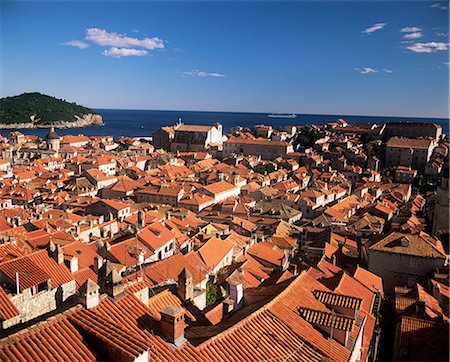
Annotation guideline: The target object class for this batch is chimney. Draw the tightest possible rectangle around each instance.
[229,281,243,311]
[416,297,426,315]
[94,256,103,273]
[177,268,194,301]
[222,297,234,319]
[79,279,100,309]
[70,256,79,273]
[160,306,186,347]
[52,244,64,264]
[233,172,239,186]
[138,209,145,229]
[105,267,124,298]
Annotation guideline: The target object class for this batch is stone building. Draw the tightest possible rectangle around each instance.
[170,123,223,152]
[368,231,447,296]
[383,122,442,142]
[152,125,176,151]
[223,137,294,160]
[385,137,435,172]
[432,162,449,239]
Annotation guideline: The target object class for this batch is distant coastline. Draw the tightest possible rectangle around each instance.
[1,109,448,139]
[0,113,104,129]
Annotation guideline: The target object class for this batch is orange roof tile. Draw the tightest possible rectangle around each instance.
[197,237,234,269]
[0,286,20,320]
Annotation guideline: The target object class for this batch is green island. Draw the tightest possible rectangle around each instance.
[0,92,102,128]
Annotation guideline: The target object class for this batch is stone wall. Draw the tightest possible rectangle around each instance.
[10,280,76,324]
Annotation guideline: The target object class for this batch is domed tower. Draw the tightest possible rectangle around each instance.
[45,127,60,152]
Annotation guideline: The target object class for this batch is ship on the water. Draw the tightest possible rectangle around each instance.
[268,113,297,119]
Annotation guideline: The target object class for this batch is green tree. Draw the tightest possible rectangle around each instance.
[206,281,218,307]
[254,163,275,175]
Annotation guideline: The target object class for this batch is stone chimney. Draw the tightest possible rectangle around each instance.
[105,267,124,298]
[160,306,185,347]
[229,281,243,311]
[79,279,100,309]
[233,172,239,186]
[72,256,79,272]
[177,268,194,302]
[138,209,145,229]
[222,297,234,319]
[51,244,64,264]
[93,256,103,273]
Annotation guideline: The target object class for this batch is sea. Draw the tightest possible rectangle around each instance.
[1,109,449,139]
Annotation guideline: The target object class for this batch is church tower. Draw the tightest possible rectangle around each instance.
[45,127,60,152]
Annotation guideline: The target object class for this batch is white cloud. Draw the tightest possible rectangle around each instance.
[181,70,225,78]
[355,67,378,74]
[407,42,449,53]
[436,32,448,37]
[102,47,148,58]
[444,62,450,67]
[86,28,164,50]
[361,23,386,35]
[431,3,448,10]
[400,26,423,33]
[62,40,90,49]
[355,67,393,74]
[403,32,423,39]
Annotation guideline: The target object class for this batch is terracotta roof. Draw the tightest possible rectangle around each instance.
[62,241,100,270]
[312,290,362,310]
[398,316,438,349]
[176,124,214,132]
[225,137,290,147]
[72,267,98,290]
[369,231,446,259]
[69,308,150,360]
[0,286,20,320]
[197,237,234,269]
[108,237,153,266]
[298,307,354,331]
[0,243,28,262]
[198,271,351,361]
[353,266,384,297]
[144,253,207,286]
[146,289,209,327]
[203,181,237,195]
[247,242,285,267]
[28,250,74,287]
[138,221,175,251]
[0,255,50,291]
[0,316,96,361]
[100,199,130,211]
[386,137,432,149]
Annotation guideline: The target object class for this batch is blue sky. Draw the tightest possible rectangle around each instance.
[1,1,449,118]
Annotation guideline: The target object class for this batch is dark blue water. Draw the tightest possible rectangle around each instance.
[1,109,448,139]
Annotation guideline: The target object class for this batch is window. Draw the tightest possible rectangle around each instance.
[410,259,419,268]
[407,276,416,287]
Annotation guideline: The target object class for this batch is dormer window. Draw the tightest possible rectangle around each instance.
[401,237,409,247]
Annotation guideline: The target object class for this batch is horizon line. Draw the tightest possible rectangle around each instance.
[91,107,450,121]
